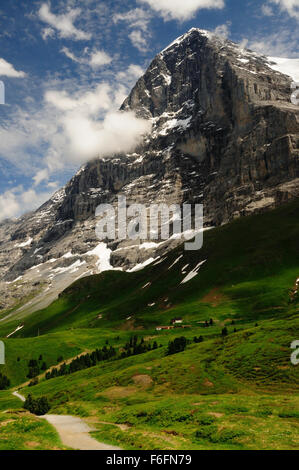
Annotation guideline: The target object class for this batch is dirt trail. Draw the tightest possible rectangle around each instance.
[12,391,26,402]
[12,392,121,450]
[41,415,121,450]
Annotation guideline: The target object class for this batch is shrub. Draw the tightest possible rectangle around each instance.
[28,378,39,387]
[278,411,299,419]
[166,337,187,355]
[195,425,218,440]
[0,373,10,390]
[196,425,244,443]
[210,428,244,443]
[27,366,40,379]
[24,394,50,416]
[197,415,215,426]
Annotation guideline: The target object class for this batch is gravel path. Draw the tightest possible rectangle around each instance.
[41,415,121,450]
[12,391,26,402]
[12,391,121,450]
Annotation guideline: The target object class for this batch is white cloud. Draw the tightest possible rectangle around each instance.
[0,76,151,196]
[261,4,274,15]
[61,46,81,63]
[61,47,112,69]
[41,27,55,40]
[113,8,151,52]
[89,50,112,69]
[0,186,54,222]
[213,22,231,39]
[60,110,151,162]
[0,58,26,78]
[38,3,91,40]
[137,0,225,21]
[268,0,299,19]
[113,8,151,32]
[0,76,151,220]
[129,30,148,52]
[117,64,145,83]
[33,168,49,186]
[245,28,299,57]
[44,85,151,162]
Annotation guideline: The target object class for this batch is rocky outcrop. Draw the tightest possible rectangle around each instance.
[0,28,298,312]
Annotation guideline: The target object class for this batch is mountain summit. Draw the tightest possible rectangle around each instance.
[0,28,298,313]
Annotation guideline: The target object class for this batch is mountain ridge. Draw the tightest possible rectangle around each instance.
[0,28,298,314]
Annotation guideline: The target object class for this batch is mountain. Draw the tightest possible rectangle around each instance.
[0,28,298,315]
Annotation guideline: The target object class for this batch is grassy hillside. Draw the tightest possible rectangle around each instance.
[1,199,298,339]
[0,200,298,450]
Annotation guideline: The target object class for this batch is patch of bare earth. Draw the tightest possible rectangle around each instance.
[208,412,224,418]
[99,386,137,398]
[203,378,214,388]
[85,416,130,431]
[0,419,14,427]
[25,441,39,448]
[201,288,227,306]
[132,374,153,387]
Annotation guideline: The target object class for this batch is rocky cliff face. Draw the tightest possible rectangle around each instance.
[0,28,298,315]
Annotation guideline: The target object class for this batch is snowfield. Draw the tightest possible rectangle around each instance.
[267,57,299,82]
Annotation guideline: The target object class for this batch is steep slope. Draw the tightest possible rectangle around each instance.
[0,28,298,314]
[1,198,298,341]
[0,200,298,450]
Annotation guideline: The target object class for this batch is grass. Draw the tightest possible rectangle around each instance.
[0,410,67,450]
[0,199,298,450]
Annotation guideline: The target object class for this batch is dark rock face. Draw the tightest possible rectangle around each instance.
[0,28,298,311]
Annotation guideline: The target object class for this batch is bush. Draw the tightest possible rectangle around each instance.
[166,337,187,355]
[195,425,218,440]
[27,366,40,379]
[278,411,299,418]
[28,378,39,387]
[23,394,50,416]
[196,425,244,443]
[221,327,228,337]
[194,336,204,344]
[0,373,10,390]
[197,415,215,426]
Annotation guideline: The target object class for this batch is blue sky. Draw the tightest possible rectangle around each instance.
[0,0,298,221]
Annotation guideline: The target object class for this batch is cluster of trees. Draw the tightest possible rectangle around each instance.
[28,377,38,387]
[27,357,47,379]
[45,337,160,382]
[203,319,214,328]
[193,336,204,343]
[121,336,159,359]
[23,394,50,416]
[166,335,208,356]
[166,337,188,355]
[45,345,116,380]
[0,372,10,390]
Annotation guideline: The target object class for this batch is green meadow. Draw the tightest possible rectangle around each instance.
[0,200,298,450]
